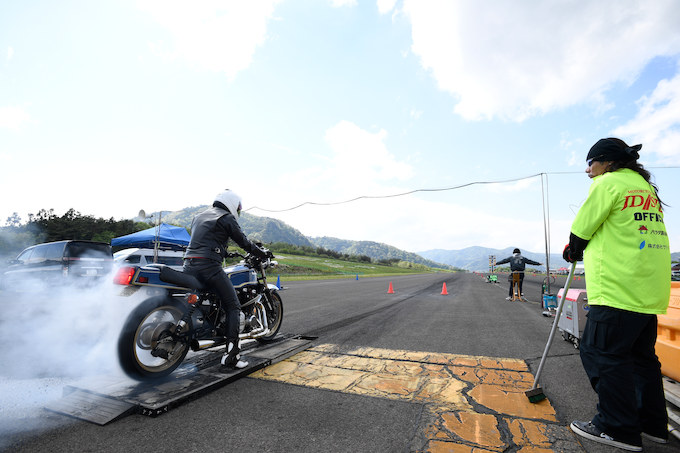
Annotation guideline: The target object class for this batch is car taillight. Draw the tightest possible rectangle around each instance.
[114,266,137,286]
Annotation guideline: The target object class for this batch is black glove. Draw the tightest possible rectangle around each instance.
[254,247,268,260]
[563,244,583,262]
[564,233,588,262]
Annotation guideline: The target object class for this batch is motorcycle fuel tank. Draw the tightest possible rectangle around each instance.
[224,264,257,288]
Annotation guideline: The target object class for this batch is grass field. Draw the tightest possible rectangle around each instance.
[268,254,453,281]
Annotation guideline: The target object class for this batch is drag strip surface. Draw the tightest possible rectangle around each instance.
[4,272,674,452]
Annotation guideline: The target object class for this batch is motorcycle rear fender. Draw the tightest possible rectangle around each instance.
[132,264,196,291]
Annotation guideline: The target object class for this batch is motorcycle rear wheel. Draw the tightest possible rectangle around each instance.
[118,296,191,380]
[256,291,283,343]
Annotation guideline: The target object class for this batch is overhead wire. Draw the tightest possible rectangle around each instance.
[246,172,546,213]
[245,166,680,214]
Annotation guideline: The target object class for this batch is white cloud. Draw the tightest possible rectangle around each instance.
[250,121,414,236]
[613,69,680,164]
[377,0,397,15]
[324,120,413,185]
[0,106,30,130]
[136,0,281,78]
[401,0,680,122]
[6,46,13,61]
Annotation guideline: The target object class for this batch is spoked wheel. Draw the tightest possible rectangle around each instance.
[256,291,283,343]
[118,296,191,380]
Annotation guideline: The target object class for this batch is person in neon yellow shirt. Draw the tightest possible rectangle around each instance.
[563,138,671,451]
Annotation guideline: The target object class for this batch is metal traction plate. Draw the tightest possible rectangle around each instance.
[44,389,136,425]
[43,334,314,425]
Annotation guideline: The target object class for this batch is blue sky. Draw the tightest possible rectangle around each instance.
[1,0,679,257]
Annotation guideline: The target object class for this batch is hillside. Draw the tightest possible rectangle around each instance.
[310,236,456,271]
[159,206,453,269]
[418,246,569,272]
[160,206,313,247]
[155,206,679,272]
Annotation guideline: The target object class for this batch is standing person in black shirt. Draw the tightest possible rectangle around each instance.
[495,248,541,300]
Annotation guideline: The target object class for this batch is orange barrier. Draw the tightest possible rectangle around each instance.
[657,281,680,381]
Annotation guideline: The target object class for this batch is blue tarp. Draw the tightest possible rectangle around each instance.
[111,223,190,250]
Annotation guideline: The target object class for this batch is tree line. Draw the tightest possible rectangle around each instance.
[0,210,377,266]
[1,209,150,258]
[259,242,373,263]
[1,209,452,270]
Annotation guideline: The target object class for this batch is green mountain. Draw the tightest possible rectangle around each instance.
[311,236,454,270]
[157,206,451,269]
[159,206,313,247]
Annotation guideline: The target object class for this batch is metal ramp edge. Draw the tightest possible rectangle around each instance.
[44,334,315,425]
[44,388,137,426]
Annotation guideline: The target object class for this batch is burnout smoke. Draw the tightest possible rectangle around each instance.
[0,270,139,446]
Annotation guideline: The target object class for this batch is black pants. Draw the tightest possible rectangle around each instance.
[579,305,668,444]
[507,272,524,296]
[183,259,240,341]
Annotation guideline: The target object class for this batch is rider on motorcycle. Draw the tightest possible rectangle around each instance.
[183,189,268,370]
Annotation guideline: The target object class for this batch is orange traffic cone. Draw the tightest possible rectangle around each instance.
[441,282,448,295]
[387,282,394,294]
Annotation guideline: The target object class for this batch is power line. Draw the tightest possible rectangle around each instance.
[245,166,680,214]
[247,172,544,213]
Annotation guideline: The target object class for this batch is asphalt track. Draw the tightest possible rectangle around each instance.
[2,272,678,452]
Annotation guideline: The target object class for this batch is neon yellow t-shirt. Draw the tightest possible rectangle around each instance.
[570,168,670,314]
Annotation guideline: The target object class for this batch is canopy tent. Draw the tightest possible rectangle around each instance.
[111,223,190,250]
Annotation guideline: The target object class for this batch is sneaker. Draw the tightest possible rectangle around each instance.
[505,296,512,300]
[641,431,669,444]
[570,421,642,452]
[220,342,249,370]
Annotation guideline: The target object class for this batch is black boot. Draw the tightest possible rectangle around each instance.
[220,340,248,371]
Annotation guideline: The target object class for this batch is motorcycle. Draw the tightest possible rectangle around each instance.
[117,250,283,380]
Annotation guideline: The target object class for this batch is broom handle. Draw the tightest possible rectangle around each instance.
[531,261,578,389]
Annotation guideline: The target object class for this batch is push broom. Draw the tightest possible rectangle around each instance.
[526,261,577,403]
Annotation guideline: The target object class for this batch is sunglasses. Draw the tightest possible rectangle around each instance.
[587,157,600,166]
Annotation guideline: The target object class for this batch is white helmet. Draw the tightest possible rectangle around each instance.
[214,189,242,218]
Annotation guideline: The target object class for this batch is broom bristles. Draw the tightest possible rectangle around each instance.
[525,386,546,403]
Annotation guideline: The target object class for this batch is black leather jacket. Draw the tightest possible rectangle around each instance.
[184,203,265,263]
[496,254,541,272]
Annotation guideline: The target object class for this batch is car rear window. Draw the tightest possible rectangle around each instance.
[65,242,112,259]
[157,256,184,266]
[121,255,142,264]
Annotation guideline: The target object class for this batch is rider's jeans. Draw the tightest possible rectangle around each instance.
[183,259,240,341]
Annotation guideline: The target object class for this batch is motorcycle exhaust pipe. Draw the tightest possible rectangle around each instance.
[191,339,217,351]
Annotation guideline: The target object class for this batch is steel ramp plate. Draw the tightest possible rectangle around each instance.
[44,334,314,424]
[44,389,136,425]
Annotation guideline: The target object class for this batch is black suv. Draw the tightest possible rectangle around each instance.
[2,240,113,289]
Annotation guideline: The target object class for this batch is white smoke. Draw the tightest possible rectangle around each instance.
[0,273,140,446]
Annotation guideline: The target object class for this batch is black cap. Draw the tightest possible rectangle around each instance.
[513,248,520,254]
[587,138,641,163]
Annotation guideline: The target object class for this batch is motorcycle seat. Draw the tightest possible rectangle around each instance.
[152,264,204,290]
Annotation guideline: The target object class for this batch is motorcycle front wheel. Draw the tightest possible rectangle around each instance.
[118,295,191,380]
[257,291,283,343]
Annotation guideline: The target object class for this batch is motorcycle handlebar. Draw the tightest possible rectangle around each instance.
[226,249,276,267]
